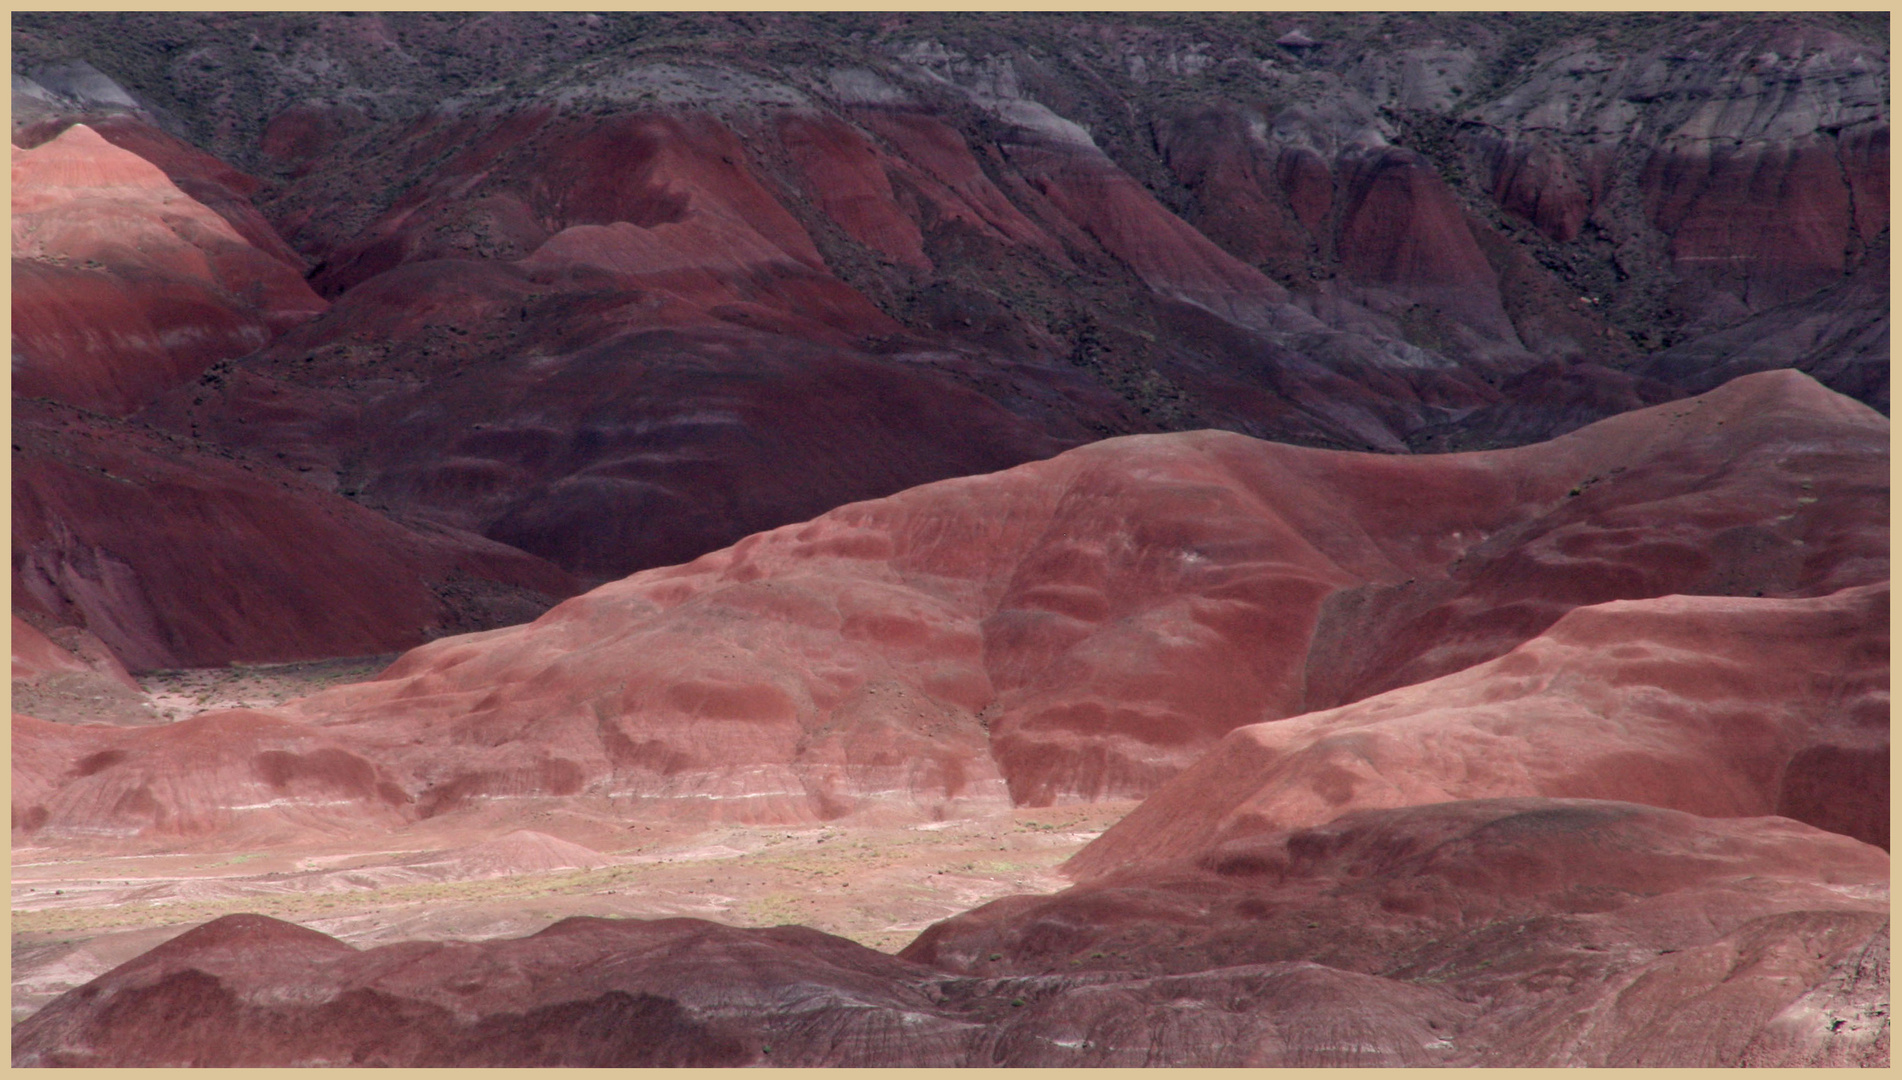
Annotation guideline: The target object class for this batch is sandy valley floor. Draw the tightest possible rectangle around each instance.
[14,665,1138,1022]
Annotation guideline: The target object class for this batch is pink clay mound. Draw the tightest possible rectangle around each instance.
[11,124,325,415]
[12,371,1885,848]
[1068,582,1889,880]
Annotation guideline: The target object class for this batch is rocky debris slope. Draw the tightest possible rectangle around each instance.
[14,799,1888,1067]
[12,372,1885,846]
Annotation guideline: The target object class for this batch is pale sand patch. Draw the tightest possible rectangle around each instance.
[136,654,402,722]
[11,800,1138,1023]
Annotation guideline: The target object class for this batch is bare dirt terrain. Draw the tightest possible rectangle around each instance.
[135,655,402,722]
[15,660,1135,1021]
[12,794,1136,1023]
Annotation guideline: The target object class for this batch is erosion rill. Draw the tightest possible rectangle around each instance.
[12,12,1889,1068]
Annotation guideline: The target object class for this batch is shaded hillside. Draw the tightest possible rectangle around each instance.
[12,12,1888,589]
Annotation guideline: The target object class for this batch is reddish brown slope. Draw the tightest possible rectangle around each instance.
[10,616,132,688]
[303,111,834,294]
[268,370,1876,823]
[148,305,1078,580]
[10,616,154,726]
[1637,243,1890,412]
[1334,146,1519,340]
[1459,20,1888,400]
[139,105,1093,579]
[135,88,1541,583]
[289,366,1879,798]
[11,124,325,415]
[946,98,1508,449]
[11,710,411,846]
[901,799,1890,1067]
[11,398,578,671]
[1631,26,1888,320]
[14,372,1880,843]
[15,14,1887,462]
[14,800,1887,1067]
[779,112,932,272]
[9,913,977,1068]
[1069,582,1889,880]
[1298,367,1887,707]
[16,112,313,271]
[102,35,1872,586]
[853,109,1073,265]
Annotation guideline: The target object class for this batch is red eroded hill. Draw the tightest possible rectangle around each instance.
[15,112,312,272]
[12,372,1883,845]
[899,798,1890,1067]
[14,799,1888,1067]
[8,14,1874,588]
[1068,582,1890,881]
[11,398,578,671]
[11,123,325,416]
[10,617,130,687]
[10,616,153,726]
[8,913,968,1067]
[11,710,411,846]
[279,370,1882,810]
[34,370,1867,845]
[135,104,1101,579]
[10,15,1886,597]
[156,311,1079,579]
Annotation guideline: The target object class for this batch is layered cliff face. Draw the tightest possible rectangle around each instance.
[12,12,1888,588]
